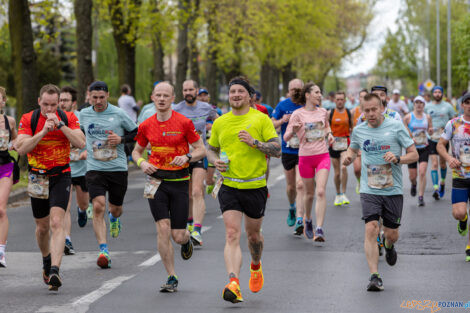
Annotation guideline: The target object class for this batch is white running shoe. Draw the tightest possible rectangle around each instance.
[0,252,6,268]
[334,195,342,206]
[342,194,350,205]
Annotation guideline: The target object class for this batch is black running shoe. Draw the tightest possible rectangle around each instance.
[418,196,425,207]
[410,184,417,197]
[42,258,51,285]
[77,206,87,228]
[160,275,178,293]
[432,189,440,200]
[48,273,62,291]
[383,235,397,266]
[367,273,384,291]
[64,239,75,255]
[181,239,193,260]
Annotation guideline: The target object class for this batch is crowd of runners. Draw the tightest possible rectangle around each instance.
[0,76,469,299]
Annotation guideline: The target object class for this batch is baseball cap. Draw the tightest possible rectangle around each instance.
[198,88,208,95]
[414,95,426,103]
[393,89,400,95]
[371,86,388,94]
[462,93,470,103]
[89,81,108,92]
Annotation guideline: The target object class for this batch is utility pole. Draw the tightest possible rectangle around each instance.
[436,0,440,86]
[447,0,452,99]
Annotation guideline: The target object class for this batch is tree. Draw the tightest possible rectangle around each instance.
[175,0,191,102]
[74,0,94,106]
[9,0,38,115]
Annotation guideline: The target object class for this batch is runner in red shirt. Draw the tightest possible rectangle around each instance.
[15,84,85,291]
[132,81,205,293]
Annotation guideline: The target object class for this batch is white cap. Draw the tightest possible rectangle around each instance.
[414,96,426,103]
[392,89,400,95]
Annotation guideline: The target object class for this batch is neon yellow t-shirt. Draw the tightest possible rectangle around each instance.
[209,108,278,189]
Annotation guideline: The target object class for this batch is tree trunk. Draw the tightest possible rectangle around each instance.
[189,0,200,82]
[175,0,190,103]
[281,62,295,97]
[205,0,218,103]
[272,67,280,105]
[151,0,165,82]
[74,0,94,107]
[114,42,136,92]
[9,0,38,116]
[260,62,270,105]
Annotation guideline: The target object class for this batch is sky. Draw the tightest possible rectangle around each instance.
[340,0,401,77]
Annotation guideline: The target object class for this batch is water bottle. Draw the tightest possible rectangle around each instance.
[220,151,229,170]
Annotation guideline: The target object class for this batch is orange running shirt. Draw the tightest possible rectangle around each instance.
[18,110,80,171]
[330,109,351,137]
[352,107,362,126]
[135,111,200,171]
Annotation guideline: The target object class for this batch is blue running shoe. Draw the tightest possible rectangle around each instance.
[314,227,325,242]
[294,219,304,236]
[287,208,296,227]
[439,183,445,198]
[305,220,314,239]
[77,206,87,228]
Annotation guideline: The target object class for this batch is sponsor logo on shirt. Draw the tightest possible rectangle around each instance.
[162,131,182,136]
[363,139,390,153]
[87,124,108,136]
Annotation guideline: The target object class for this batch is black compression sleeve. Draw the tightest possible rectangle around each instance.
[121,128,138,144]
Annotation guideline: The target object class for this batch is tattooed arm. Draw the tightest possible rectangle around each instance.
[238,130,281,158]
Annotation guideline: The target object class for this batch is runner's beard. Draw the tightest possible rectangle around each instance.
[434,95,443,102]
[185,95,196,104]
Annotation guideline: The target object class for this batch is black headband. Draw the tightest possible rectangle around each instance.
[229,79,254,97]
[371,86,388,94]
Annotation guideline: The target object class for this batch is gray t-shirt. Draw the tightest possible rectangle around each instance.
[173,100,217,144]
[118,94,138,122]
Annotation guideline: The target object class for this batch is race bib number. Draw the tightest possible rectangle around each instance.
[211,177,224,199]
[92,140,118,161]
[460,146,470,167]
[287,134,300,148]
[305,122,324,142]
[143,175,162,199]
[28,173,49,199]
[430,128,444,141]
[70,146,81,162]
[412,130,428,146]
[0,129,9,151]
[367,164,393,189]
[332,137,348,151]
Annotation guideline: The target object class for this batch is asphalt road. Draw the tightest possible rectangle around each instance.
[1,158,469,313]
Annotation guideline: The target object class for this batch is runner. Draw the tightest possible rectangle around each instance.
[272,78,306,235]
[352,89,368,194]
[173,79,218,246]
[356,86,402,125]
[206,76,280,303]
[424,85,456,200]
[322,91,336,111]
[329,91,353,206]
[343,93,418,291]
[388,89,409,117]
[284,82,334,241]
[0,86,18,268]
[59,86,92,255]
[132,81,205,292]
[79,81,138,269]
[16,84,85,290]
[403,96,433,206]
[437,93,470,262]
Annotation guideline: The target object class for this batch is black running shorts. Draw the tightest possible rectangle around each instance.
[218,184,268,219]
[86,171,128,206]
[407,146,430,169]
[71,175,88,192]
[281,153,298,171]
[360,193,403,229]
[428,140,449,155]
[31,172,71,219]
[148,180,189,229]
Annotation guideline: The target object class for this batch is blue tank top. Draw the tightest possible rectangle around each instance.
[408,112,428,149]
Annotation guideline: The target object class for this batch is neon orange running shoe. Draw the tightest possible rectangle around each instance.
[223,280,243,303]
[249,263,264,293]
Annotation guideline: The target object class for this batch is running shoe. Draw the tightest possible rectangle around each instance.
[334,195,342,206]
[48,273,62,291]
[458,220,468,237]
[97,251,111,269]
[294,220,304,236]
[181,239,193,260]
[418,196,425,207]
[223,280,243,303]
[355,183,360,194]
[160,275,178,293]
[187,224,194,233]
[64,239,75,255]
[432,189,440,200]
[342,194,350,205]
[86,203,93,219]
[191,230,203,246]
[77,206,87,228]
[383,235,397,266]
[43,257,51,285]
[109,213,121,238]
[314,227,325,242]
[410,185,417,197]
[439,183,445,198]
[249,263,264,293]
[305,220,314,239]
[377,235,383,256]
[367,273,384,291]
[0,252,6,268]
[206,184,214,195]
[287,208,296,227]
[466,249,470,262]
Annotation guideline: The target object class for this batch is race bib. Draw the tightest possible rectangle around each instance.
[287,134,300,148]
[0,129,9,151]
[430,128,444,141]
[143,175,162,199]
[305,122,324,142]
[70,146,81,162]
[367,164,393,189]
[92,140,118,161]
[412,130,428,146]
[211,177,224,199]
[460,146,470,167]
[28,173,49,199]
[332,137,348,151]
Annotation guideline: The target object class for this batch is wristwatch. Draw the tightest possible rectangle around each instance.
[186,153,192,162]
[57,121,65,129]
[252,139,259,148]
[395,156,401,164]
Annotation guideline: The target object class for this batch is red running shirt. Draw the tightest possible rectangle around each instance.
[135,111,200,171]
[255,104,269,115]
[18,110,80,171]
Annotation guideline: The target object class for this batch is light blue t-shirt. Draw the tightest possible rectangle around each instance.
[173,100,217,145]
[350,118,414,195]
[80,104,137,172]
[70,111,87,177]
[424,101,456,140]
[137,102,154,124]
[322,100,336,110]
